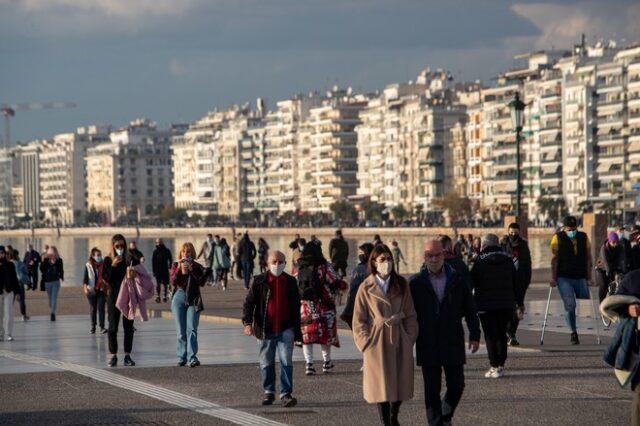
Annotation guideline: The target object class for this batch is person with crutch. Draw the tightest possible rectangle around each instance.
[549,216,593,345]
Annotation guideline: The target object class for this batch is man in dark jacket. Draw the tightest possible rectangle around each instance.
[0,245,21,341]
[500,223,532,346]
[340,242,374,329]
[471,233,523,379]
[242,250,301,408]
[152,239,172,303]
[596,232,629,303]
[410,240,480,426]
[128,240,145,264]
[328,229,349,278]
[238,232,257,290]
[23,244,41,291]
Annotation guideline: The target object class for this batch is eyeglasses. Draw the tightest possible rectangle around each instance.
[424,252,443,259]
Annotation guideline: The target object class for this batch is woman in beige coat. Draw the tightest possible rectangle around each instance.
[353,244,419,426]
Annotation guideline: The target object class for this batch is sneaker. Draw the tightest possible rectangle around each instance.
[124,355,136,366]
[7,336,14,342]
[162,296,168,303]
[305,363,316,376]
[177,360,187,367]
[495,366,505,378]
[50,313,56,322]
[90,326,96,334]
[262,393,275,406]
[322,361,334,373]
[223,285,227,291]
[108,355,118,367]
[155,296,161,303]
[508,336,520,346]
[281,394,297,408]
[484,367,498,378]
[22,315,29,321]
[189,360,200,368]
[570,332,580,345]
[100,327,108,334]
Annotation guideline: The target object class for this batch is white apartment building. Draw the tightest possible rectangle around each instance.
[298,88,368,213]
[86,119,182,223]
[39,126,111,225]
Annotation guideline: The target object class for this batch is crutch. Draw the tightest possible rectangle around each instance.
[589,287,602,345]
[540,286,553,345]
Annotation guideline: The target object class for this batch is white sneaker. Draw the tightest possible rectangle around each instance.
[484,367,497,378]
[7,336,14,342]
[495,366,505,378]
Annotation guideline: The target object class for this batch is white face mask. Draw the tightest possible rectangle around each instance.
[270,263,286,277]
[115,248,124,256]
[377,261,392,277]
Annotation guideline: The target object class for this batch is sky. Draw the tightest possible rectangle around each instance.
[1,0,639,144]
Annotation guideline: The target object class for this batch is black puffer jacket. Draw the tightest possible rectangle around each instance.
[471,246,523,310]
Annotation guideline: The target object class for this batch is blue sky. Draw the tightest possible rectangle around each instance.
[1,0,639,143]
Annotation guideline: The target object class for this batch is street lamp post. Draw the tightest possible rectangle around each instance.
[509,92,526,217]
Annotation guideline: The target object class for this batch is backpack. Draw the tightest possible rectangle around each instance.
[15,261,30,286]
[297,266,323,301]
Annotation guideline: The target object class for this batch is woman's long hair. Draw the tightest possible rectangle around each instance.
[108,234,132,265]
[367,244,405,295]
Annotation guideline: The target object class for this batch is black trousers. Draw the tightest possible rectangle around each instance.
[156,273,169,297]
[479,309,511,367]
[507,287,529,337]
[28,267,38,289]
[421,365,465,426]
[107,295,134,354]
[87,290,105,328]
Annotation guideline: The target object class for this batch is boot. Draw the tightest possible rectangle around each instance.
[390,401,401,426]
[377,402,391,426]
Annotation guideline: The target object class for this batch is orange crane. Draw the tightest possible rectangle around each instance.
[1,102,76,147]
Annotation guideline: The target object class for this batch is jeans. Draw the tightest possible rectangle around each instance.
[258,328,295,397]
[0,290,15,339]
[107,293,134,354]
[479,309,512,367]
[557,277,589,332]
[242,260,253,289]
[171,288,201,363]
[87,290,106,328]
[45,280,60,314]
[17,283,26,316]
[422,365,465,425]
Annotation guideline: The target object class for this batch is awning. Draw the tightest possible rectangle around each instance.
[629,140,640,153]
[596,163,611,173]
[541,164,560,174]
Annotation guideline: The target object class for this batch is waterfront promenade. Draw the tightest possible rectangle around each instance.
[0,272,630,426]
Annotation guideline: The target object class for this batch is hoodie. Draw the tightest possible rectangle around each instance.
[470,246,523,311]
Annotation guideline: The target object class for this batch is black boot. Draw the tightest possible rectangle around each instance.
[377,402,391,426]
[390,401,401,426]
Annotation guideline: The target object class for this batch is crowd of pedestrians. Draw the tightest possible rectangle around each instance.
[3,221,640,424]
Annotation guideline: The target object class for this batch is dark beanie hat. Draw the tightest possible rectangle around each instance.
[563,216,577,228]
[0,245,5,253]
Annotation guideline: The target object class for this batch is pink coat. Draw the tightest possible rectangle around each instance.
[116,264,155,321]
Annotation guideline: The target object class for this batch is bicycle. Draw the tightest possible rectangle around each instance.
[602,272,623,327]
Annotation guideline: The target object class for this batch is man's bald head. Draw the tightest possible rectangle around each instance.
[423,239,445,273]
[268,250,286,264]
[424,239,443,252]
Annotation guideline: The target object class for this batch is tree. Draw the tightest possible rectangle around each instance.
[432,194,472,222]
[360,200,385,221]
[391,204,409,222]
[329,200,357,223]
[537,197,568,222]
[160,207,188,222]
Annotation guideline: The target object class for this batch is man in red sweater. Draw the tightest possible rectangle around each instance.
[242,250,302,408]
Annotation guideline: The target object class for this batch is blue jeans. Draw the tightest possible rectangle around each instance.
[557,277,589,332]
[17,283,26,316]
[45,280,60,314]
[258,328,295,397]
[242,260,253,289]
[171,288,201,363]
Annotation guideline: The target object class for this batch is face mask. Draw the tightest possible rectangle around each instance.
[270,263,286,277]
[358,254,368,264]
[298,245,305,251]
[376,261,392,277]
[94,255,103,263]
[115,248,124,256]
[509,235,519,242]
[566,230,577,239]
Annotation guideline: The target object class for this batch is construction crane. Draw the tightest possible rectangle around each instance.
[1,102,76,148]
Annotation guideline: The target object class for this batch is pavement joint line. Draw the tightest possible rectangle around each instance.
[0,349,286,426]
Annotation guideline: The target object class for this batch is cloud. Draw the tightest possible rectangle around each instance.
[511,1,640,49]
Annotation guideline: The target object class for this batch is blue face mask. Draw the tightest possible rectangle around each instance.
[566,230,577,239]
[94,255,103,263]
